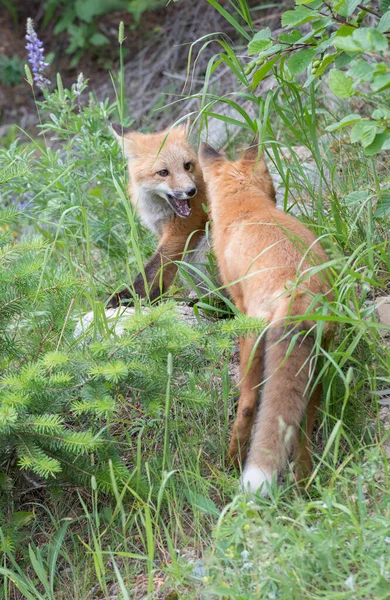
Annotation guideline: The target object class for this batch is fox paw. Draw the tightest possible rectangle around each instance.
[106,291,134,309]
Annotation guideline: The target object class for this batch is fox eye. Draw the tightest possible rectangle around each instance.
[184,162,192,171]
[157,169,169,177]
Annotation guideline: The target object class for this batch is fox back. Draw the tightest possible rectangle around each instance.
[199,142,333,496]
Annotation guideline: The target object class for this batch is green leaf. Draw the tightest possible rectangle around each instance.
[314,52,338,77]
[375,193,390,218]
[334,35,360,53]
[352,28,388,52]
[372,108,390,119]
[251,27,271,40]
[378,10,390,32]
[350,121,377,147]
[342,191,370,205]
[380,0,390,13]
[325,114,362,131]
[328,69,354,98]
[89,32,109,47]
[10,511,35,529]
[281,6,319,28]
[347,0,361,16]
[185,489,220,516]
[287,48,317,75]
[278,30,302,44]
[349,59,374,81]
[252,55,279,89]
[248,39,272,55]
[364,132,390,155]
[205,0,251,41]
[371,72,390,92]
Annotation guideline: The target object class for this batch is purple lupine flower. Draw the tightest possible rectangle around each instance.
[25,18,50,90]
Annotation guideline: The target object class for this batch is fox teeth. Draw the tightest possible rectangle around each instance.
[167,194,192,218]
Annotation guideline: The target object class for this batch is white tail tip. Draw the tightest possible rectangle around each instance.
[241,465,273,497]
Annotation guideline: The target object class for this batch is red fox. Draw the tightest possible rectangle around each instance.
[199,142,333,496]
[111,124,208,304]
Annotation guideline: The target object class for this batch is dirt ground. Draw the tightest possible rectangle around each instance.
[0,1,282,135]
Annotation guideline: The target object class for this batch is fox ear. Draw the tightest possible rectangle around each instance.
[111,123,132,137]
[198,142,223,168]
[242,135,260,162]
[111,123,138,159]
[165,120,190,137]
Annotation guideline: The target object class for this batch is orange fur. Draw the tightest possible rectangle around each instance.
[199,142,333,495]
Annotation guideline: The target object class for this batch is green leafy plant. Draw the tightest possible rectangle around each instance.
[241,0,390,155]
[0,54,24,86]
[41,0,165,64]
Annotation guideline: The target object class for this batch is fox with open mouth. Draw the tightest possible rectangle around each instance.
[111,123,208,304]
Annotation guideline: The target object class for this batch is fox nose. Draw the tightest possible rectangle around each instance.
[186,187,197,198]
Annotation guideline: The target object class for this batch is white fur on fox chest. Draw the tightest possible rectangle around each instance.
[131,187,173,236]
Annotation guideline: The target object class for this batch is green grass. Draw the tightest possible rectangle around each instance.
[1,1,390,598]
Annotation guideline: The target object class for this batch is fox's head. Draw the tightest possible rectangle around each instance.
[198,141,276,203]
[112,123,199,218]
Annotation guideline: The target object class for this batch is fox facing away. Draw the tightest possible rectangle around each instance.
[111,124,208,304]
[199,142,334,496]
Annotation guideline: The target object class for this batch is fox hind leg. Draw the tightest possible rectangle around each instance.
[228,336,264,467]
[242,326,313,496]
[293,382,321,483]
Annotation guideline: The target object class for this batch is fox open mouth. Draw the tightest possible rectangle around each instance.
[166,194,192,218]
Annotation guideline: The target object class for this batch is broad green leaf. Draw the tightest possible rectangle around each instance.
[372,108,390,119]
[287,48,317,75]
[251,27,271,40]
[353,28,388,52]
[334,35,360,52]
[328,69,354,98]
[349,59,374,81]
[337,24,356,36]
[312,17,332,31]
[281,6,319,28]
[278,30,302,44]
[375,193,390,218]
[371,72,390,92]
[377,10,390,32]
[380,0,390,13]
[342,191,370,205]
[350,121,377,147]
[89,32,109,47]
[248,39,272,55]
[10,511,35,528]
[336,0,349,18]
[347,0,361,16]
[185,489,220,516]
[325,114,362,131]
[335,52,354,67]
[364,132,390,155]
